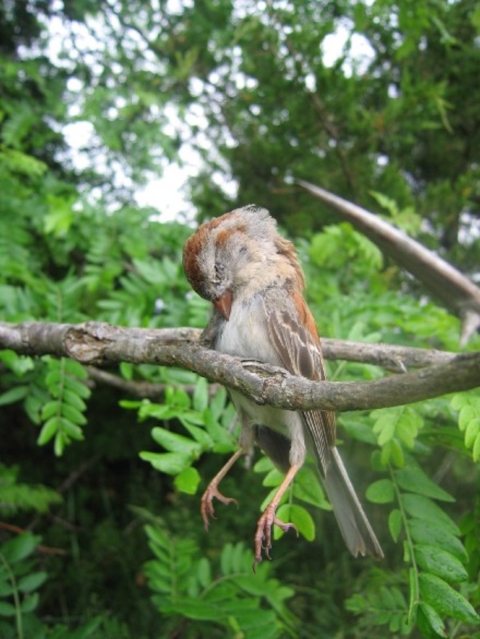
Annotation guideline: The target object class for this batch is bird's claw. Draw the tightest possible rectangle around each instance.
[201,484,238,530]
[253,505,298,571]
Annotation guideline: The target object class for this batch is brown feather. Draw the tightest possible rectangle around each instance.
[274,236,305,290]
[264,288,336,468]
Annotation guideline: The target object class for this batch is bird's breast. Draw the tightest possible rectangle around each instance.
[215,296,282,365]
[213,295,306,465]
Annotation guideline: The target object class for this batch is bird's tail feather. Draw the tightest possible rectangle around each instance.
[322,448,383,558]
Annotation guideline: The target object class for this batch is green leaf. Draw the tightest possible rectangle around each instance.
[464,418,480,448]
[209,387,227,420]
[262,468,284,487]
[402,494,460,535]
[0,601,16,616]
[20,591,39,613]
[165,386,190,410]
[17,571,48,593]
[220,542,234,575]
[388,509,403,542]
[377,421,396,445]
[179,411,209,427]
[0,352,34,375]
[408,567,418,625]
[409,519,467,562]
[140,451,189,474]
[63,358,88,379]
[151,427,202,457]
[62,377,91,399]
[44,196,75,234]
[203,409,236,453]
[119,362,134,380]
[196,557,211,589]
[396,419,416,449]
[473,432,480,462]
[174,467,201,495]
[414,545,468,584]
[1,532,39,563]
[37,416,61,445]
[0,148,46,176]
[450,394,466,411]
[181,420,214,449]
[389,438,405,468]
[144,524,170,551]
[253,456,275,474]
[163,596,225,621]
[132,257,169,285]
[416,602,447,638]
[41,400,59,421]
[61,403,87,426]
[0,581,13,597]
[458,405,476,431]
[275,504,314,541]
[139,402,176,421]
[54,431,66,456]
[293,466,330,509]
[394,466,454,502]
[380,438,405,467]
[60,418,84,440]
[341,417,377,444]
[119,399,143,410]
[45,367,60,389]
[193,377,209,413]
[366,479,395,503]
[0,385,28,406]
[419,573,479,624]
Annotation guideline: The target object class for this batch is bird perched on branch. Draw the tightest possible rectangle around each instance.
[183,205,383,565]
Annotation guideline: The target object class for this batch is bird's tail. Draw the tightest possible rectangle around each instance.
[322,447,383,558]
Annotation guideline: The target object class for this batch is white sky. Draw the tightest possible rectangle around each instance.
[136,26,374,220]
[54,15,375,221]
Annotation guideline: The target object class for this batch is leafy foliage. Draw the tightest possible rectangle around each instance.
[38,358,91,456]
[0,531,135,639]
[452,391,480,462]
[0,532,47,638]
[130,379,237,492]
[362,460,479,636]
[0,464,62,516]
[143,519,296,638]
[0,0,479,637]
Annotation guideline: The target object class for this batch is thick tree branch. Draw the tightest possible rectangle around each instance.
[297,180,480,343]
[0,322,456,369]
[0,321,478,412]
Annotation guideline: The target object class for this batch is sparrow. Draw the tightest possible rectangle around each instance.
[183,205,383,565]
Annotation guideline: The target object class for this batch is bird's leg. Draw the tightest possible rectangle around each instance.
[201,449,245,530]
[254,463,301,569]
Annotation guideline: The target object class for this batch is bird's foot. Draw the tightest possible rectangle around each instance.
[253,504,298,570]
[201,483,238,530]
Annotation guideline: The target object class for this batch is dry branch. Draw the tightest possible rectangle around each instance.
[1,321,478,412]
[297,179,480,344]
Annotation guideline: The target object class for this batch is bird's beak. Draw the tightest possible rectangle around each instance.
[213,289,233,320]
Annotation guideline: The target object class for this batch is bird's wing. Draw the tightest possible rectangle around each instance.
[263,288,384,557]
[263,287,336,473]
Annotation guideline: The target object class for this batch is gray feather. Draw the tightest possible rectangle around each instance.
[322,448,383,557]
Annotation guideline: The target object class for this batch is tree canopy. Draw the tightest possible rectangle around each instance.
[1,1,479,637]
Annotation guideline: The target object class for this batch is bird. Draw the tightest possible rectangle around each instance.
[182,204,383,565]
